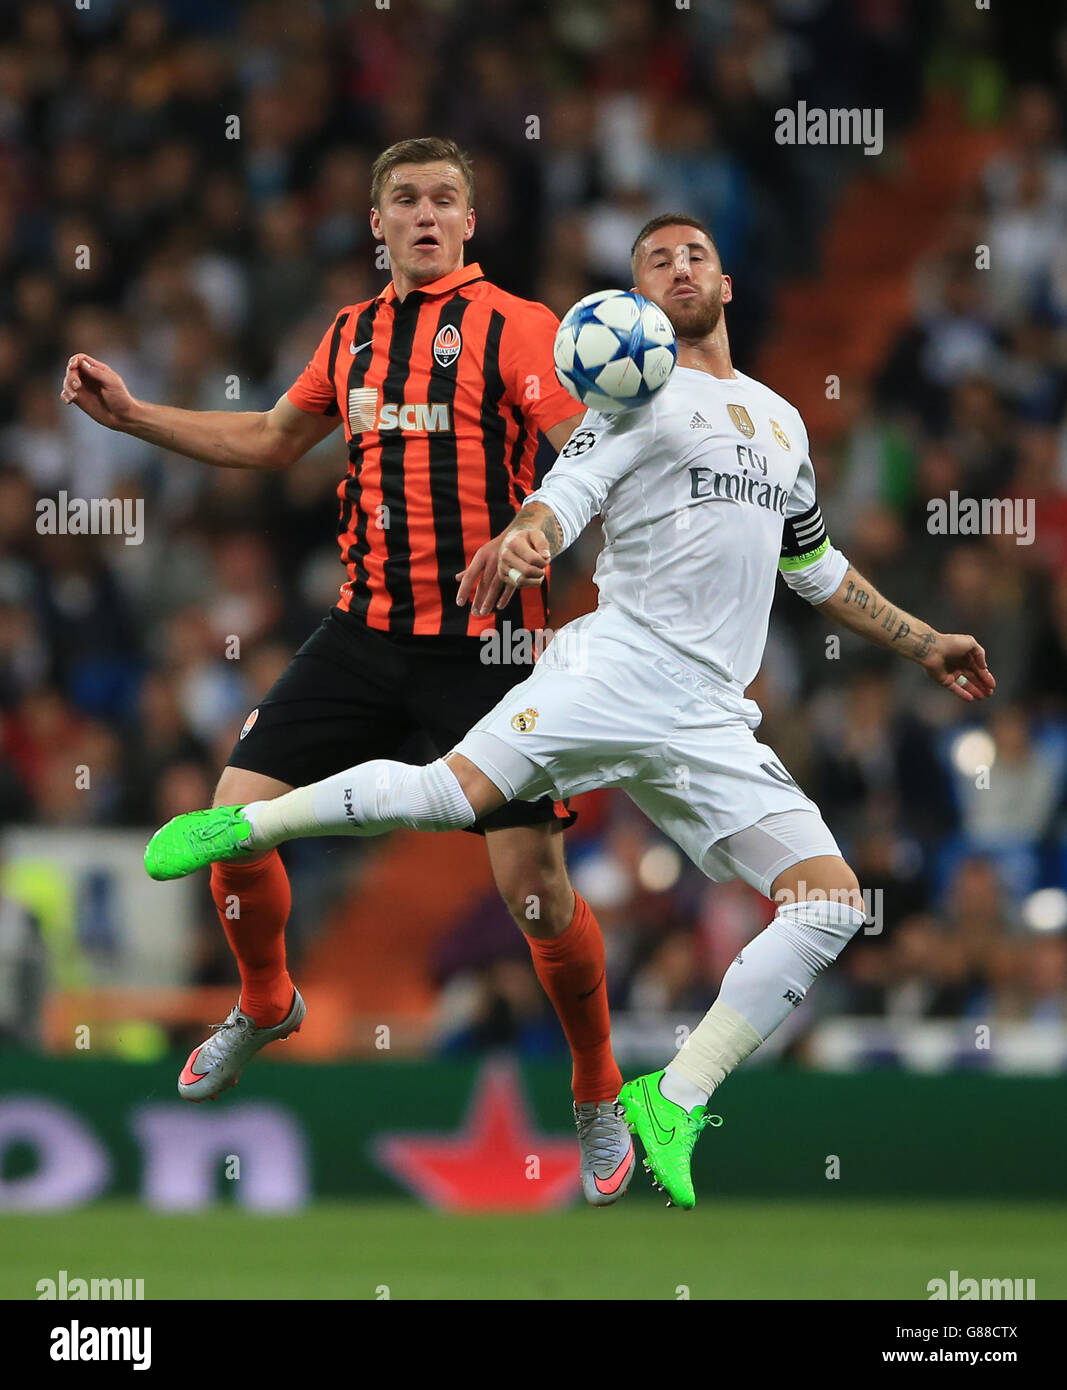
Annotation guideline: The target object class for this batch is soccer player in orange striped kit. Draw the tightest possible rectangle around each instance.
[61,138,634,1205]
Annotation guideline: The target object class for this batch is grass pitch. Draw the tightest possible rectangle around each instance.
[3,1199,1064,1300]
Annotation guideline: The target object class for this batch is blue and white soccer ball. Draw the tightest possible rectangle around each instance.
[553,289,677,414]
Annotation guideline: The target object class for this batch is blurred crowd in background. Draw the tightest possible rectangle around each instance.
[0,0,1065,1055]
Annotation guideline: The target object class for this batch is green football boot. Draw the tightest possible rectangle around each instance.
[144,805,256,881]
[617,1069,723,1209]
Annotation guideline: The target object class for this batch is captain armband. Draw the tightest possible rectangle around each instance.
[779,502,849,604]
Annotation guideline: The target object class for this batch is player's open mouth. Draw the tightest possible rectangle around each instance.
[414,236,440,249]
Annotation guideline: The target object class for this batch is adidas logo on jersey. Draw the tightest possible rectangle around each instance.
[689,411,713,429]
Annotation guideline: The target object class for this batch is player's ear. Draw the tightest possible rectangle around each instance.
[463,207,476,241]
[369,207,383,240]
[720,274,733,304]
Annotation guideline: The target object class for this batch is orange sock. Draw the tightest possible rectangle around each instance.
[526,892,623,1105]
[210,850,294,1027]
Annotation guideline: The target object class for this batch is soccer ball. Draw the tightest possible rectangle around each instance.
[553,289,677,414]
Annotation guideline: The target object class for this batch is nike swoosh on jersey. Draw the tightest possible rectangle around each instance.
[349,340,373,354]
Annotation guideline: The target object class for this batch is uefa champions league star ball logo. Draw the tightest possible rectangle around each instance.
[560,429,598,459]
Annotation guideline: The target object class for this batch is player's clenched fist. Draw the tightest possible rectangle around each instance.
[60,354,138,431]
[497,523,551,588]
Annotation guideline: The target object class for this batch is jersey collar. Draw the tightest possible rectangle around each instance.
[377,262,485,305]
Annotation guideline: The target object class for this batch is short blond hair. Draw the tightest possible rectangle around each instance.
[370,138,475,209]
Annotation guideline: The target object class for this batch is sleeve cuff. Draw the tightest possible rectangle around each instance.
[523,482,584,551]
[780,543,849,604]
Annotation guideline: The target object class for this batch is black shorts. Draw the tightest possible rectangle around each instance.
[226,607,574,834]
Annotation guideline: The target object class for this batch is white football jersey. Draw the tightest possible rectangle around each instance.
[527,365,848,691]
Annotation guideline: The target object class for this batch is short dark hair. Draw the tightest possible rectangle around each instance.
[371,138,475,209]
[630,214,717,278]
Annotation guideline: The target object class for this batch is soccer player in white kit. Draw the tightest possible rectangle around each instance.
[146,214,996,1208]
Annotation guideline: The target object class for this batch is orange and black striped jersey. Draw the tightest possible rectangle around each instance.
[287,263,582,637]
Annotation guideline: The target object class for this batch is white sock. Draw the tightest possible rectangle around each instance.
[659,1068,709,1112]
[667,899,866,1099]
[242,758,476,849]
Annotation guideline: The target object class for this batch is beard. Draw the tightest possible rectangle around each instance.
[664,288,723,339]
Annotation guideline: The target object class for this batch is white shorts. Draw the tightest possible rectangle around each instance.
[453,607,841,896]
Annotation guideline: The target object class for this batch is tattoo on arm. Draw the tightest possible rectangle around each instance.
[509,503,564,558]
[835,567,933,659]
[843,580,869,611]
[873,601,903,636]
[540,510,564,556]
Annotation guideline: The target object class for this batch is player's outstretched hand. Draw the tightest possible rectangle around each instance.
[60,354,138,431]
[920,634,996,703]
[456,532,516,617]
[456,525,551,618]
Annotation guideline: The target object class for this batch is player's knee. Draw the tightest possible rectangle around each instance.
[499,882,566,934]
[830,863,862,905]
[795,868,865,927]
[496,866,573,936]
[487,822,576,935]
[773,855,861,910]
[212,768,291,809]
[770,856,867,963]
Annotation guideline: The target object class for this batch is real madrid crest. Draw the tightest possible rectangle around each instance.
[770,418,790,449]
[727,404,755,439]
[510,707,539,732]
